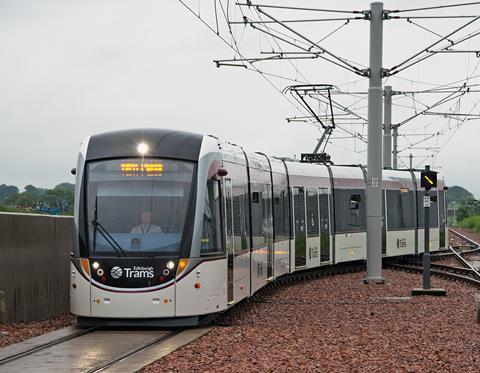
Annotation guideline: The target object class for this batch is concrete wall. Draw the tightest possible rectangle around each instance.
[0,212,74,322]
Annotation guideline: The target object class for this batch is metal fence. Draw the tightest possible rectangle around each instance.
[0,212,74,322]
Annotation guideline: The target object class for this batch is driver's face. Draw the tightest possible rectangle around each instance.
[141,212,151,225]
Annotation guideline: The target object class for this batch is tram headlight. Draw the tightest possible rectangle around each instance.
[92,262,100,270]
[137,142,149,155]
[166,260,175,270]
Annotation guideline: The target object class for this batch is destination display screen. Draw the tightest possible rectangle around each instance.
[120,161,163,177]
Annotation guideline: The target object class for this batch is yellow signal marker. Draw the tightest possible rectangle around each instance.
[424,176,434,185]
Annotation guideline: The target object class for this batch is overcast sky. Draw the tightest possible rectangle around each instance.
[1,0,479,197]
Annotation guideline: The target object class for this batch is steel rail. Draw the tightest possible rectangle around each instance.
[430,263,475,276]
[87,310,227,372]
[431,248,480,259]
[389,263,480,288]
[449,245,480,279]
[87,330,183,373]
[449,228,480,248]
[0,326,97,366]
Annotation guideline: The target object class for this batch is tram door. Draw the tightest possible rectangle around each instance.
[224,178,234,304]
[318,188,331,263]
[293,187,306,268]
[306,188,320,268]
[264,184,274,280]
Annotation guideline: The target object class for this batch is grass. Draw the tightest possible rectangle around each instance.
[0,204,17,212]
[458,215,480,234]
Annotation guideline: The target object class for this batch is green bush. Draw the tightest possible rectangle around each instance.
[458,215,480,234]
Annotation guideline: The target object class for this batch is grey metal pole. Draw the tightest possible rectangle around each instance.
[423,185,431,289]
[409,153,413,170]
[383,85,392,169]
[392,125,398,169]
[412,164,446,296]
[365,1,384,284]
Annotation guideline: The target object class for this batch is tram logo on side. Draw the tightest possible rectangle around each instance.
[110,266,123,279]
[110,265,154,279]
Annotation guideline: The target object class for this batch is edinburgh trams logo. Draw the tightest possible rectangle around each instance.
[110,266,123,279]
[109,265,154,279]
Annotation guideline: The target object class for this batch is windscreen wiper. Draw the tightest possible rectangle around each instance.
[91,196,128,257]
[91,219,128,257]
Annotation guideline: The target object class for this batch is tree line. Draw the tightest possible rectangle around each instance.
[0,183,74,215]
[447,185,480,223]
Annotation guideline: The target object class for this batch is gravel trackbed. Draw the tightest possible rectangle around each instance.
[0,314,76,348]
[144,269,480,372]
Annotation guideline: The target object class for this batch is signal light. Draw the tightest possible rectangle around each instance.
[421,166,438,190]
[194,283,201,289]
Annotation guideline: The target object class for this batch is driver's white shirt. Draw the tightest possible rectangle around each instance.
[130,223,163,235]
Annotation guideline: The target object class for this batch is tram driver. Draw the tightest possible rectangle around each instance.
[130,211,163,235]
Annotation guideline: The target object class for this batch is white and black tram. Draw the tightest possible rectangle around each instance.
[70,128,448,326]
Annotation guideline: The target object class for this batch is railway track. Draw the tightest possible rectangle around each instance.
[431,228,480,260]
[0,263,367,371]
[2,228,478,371]
[389,262,480,288]
[0,313,218,373]
[0,328,197,373]
[0,261,365,371]
[390,228,480,288]
[449,227,480,248]
[87,329,184,373]
[0,326,96,366]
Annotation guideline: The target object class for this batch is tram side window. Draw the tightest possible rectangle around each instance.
[252,190,266,248]
[233,186,249,252]
[386,190,414,229]
[273,188,289,242]
[262,184,272,239]
[318,188,330,235]
[201,180,223,255]
[306,189,319,238]
[334,189,366,233]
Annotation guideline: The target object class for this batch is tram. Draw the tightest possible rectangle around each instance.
[70,128,448,326]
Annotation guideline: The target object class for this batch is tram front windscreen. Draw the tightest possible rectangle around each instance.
[85,158,195,257]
